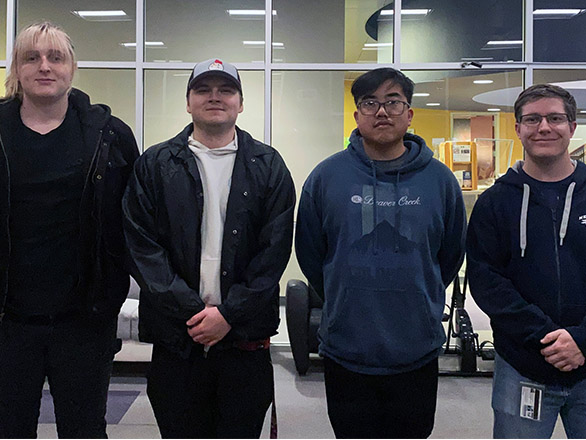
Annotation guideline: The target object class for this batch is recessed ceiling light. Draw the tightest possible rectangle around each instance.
[413,93,430,97]
[71,10,129,21]
[461,57,494,61]
[580,110,586,114]
[121,41,165,48]
[486,40,523,46]
[380,9,431,16]
[242,41,284,47]
[426,103,441,106]
[534,9,585,19]
[364,43,393,47]
[487,108,501,112]
[474,79,494,84]
[227,9,277,16]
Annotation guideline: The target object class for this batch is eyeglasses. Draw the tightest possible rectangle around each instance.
[519,113,571,126]
[357,99,410,116]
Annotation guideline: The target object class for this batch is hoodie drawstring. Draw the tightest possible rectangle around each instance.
[559,182,576,246]
[371,161,378,255]
[520,184,530,257]
[395,172,401,253]
[519,181,576,257]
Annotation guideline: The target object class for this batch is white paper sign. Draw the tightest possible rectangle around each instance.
[453,145,471,162]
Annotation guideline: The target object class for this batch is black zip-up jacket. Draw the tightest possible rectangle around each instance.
[0,88,139,321]
[467,160,586,385]
[122,124,295,358]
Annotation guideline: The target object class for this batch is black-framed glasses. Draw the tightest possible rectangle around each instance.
[357,99,410,116]
[519,113,570,126]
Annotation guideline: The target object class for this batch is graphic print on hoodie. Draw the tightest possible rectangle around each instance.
[296,128,466,374]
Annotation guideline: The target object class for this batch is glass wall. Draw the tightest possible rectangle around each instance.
[400,1,524,63]
[18,0,136,61]
[272,71,346,192]
[533,2,586,62]
[272,0,346,63]
[534,69,586,160]
[4,0,586,294]
[0,1,5,60]
[145,0,266,63]
[73,69,136,132]
[404,70,524,187]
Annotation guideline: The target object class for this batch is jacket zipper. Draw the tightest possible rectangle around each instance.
[78,129,104,307]
[551,207,562,322]
[81,129,104,219]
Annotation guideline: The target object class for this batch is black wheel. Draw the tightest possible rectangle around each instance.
[286,279,310,375]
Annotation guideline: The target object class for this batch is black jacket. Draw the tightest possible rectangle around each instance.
[0,88,139,321]
[122,124,295,358]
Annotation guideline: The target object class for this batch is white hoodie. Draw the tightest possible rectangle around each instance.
[187,134,238,305]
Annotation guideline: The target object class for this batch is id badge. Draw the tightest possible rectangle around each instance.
[519,382,544,421]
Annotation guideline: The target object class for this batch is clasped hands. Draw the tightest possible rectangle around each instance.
[186,305,231,346]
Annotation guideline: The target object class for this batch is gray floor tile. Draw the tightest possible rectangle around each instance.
[31,348,572,439]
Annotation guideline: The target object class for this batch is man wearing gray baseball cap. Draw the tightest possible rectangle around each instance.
[123,58,295,438]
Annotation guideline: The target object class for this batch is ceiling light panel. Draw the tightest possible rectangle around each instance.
[71,10,130,22]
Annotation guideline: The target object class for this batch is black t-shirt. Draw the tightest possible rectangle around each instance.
[4,105,88,316]
[518,166,575,211]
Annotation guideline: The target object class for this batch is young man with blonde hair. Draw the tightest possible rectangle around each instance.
[0,22,138,438]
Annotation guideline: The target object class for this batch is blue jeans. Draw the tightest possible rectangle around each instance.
[492,354,586,439]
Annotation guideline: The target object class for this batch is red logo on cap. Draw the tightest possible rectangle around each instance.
[209,60,224,71]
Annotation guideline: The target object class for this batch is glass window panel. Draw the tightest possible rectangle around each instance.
[400,1,523,63]
[534,70,586,159]
[272,0,391,64]
[0,69,5,96]
[145,0,265,63]
[275,69,523,197]
[272,70,348,290]
[534,2,586,62]
[144,70,263,149]
[272,71,346,193]
[73,69,136,134]
[403,70,523,189]
[0,0,6,60]
[17,0,136,62]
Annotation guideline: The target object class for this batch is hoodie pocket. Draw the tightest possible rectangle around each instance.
[326,288,441,367]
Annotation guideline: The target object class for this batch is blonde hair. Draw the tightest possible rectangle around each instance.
[5,22,76,99]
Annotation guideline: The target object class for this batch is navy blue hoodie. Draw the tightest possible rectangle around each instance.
[295,129,466,375]
[467,160,586,385]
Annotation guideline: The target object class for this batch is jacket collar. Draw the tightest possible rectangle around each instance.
[168,124,269,163]
[0,88,112,130]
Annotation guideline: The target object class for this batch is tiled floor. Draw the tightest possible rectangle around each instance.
[35,348,568,439]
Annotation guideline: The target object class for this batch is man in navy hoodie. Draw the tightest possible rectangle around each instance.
[467,84,586,438]
[295,68,466,438]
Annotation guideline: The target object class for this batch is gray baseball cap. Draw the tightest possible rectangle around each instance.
[186,58,242,96]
